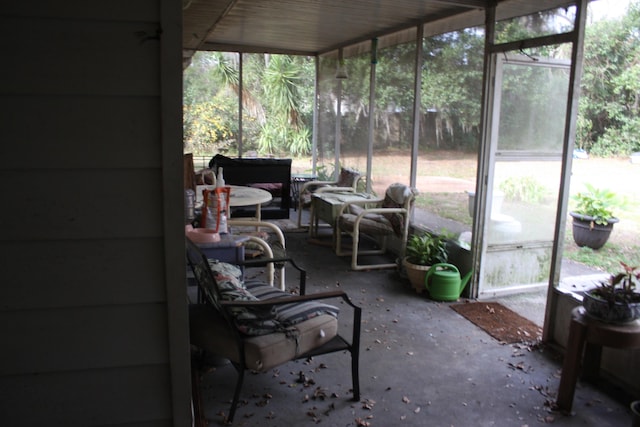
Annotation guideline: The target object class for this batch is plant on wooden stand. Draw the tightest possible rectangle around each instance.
[402,231,449,293]
[582,261,640,323]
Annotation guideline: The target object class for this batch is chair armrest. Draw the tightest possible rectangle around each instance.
[356,207,407,216]
[227,219,286,248]
[315,186,358,194]
[237,256,307,292]
[220,289,362,312]
[300,180,339,194]
[337,198,384,216]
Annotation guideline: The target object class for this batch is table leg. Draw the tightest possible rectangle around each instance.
[582,342,603,381]
[556,316,588,412]
[309,202,316,237]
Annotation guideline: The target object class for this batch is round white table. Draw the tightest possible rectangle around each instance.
[196,184,272,221]
[227,185,272,221]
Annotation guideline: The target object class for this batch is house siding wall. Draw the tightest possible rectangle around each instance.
[0,1,191,426]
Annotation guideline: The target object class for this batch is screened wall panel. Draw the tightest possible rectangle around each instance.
[371,40,415,196]
[340,50,371,182]
[316,55,339,178]
[414,28,484,234]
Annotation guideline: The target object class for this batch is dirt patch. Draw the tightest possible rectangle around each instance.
[451,301,542,344]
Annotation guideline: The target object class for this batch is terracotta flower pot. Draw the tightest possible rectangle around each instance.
[402,258,430,294]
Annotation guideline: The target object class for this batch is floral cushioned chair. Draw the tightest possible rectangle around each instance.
[186,237,361,424]
[335,183,419,271]
[297,167,363,228]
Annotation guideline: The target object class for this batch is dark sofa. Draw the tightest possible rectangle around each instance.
[209,154,291,219]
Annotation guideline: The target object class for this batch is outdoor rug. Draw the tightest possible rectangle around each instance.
[450,302,542,344]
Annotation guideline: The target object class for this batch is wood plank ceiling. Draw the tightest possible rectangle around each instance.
[182,0,576,64]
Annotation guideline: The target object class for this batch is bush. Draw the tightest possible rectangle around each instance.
[499,176,548,204]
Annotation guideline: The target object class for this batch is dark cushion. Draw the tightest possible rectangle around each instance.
[338,213,395,235]
[337,167,361,187]
[249,182,283,197]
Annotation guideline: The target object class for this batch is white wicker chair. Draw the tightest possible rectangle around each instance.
[335,183,418,270]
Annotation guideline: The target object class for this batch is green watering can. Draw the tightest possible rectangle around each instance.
[424,263,473,301]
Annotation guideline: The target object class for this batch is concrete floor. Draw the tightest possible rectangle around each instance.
[193,226,634,427]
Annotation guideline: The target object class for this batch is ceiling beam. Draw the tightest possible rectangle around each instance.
[429,0,487,7]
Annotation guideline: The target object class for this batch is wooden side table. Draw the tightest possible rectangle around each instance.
[556,306,640,412]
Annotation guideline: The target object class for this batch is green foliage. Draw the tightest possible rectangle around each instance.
[499,176,549,204]
[590,117,640,156]
[571,183,622,225]
[311,164,333,181]
[577,1,640,156]
[183,52,240,154]
[183,99,237,154]
[181,2,640,159]
[405,232,449,266]
[246,54,314,156]
[421,29,484,150]
[183,52,314,156]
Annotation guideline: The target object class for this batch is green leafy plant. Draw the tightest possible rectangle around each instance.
[592,261,640,304]
[571,183,622,225]
[499,176,548,204]
[405,232,449,266]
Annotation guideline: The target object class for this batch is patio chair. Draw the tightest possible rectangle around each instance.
[227,219,287,290]
[335,183,418,271]
[186,237,361,424]
[297,167,363,228]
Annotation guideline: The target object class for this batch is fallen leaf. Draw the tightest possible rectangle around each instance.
[362,398,376,410]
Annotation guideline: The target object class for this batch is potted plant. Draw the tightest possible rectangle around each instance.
[582,261,640,323]
[569,183,621,250]
[402,231,449,293]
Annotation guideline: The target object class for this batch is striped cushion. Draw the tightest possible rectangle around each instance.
[208,262,279,336]
[245,281,340,326]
